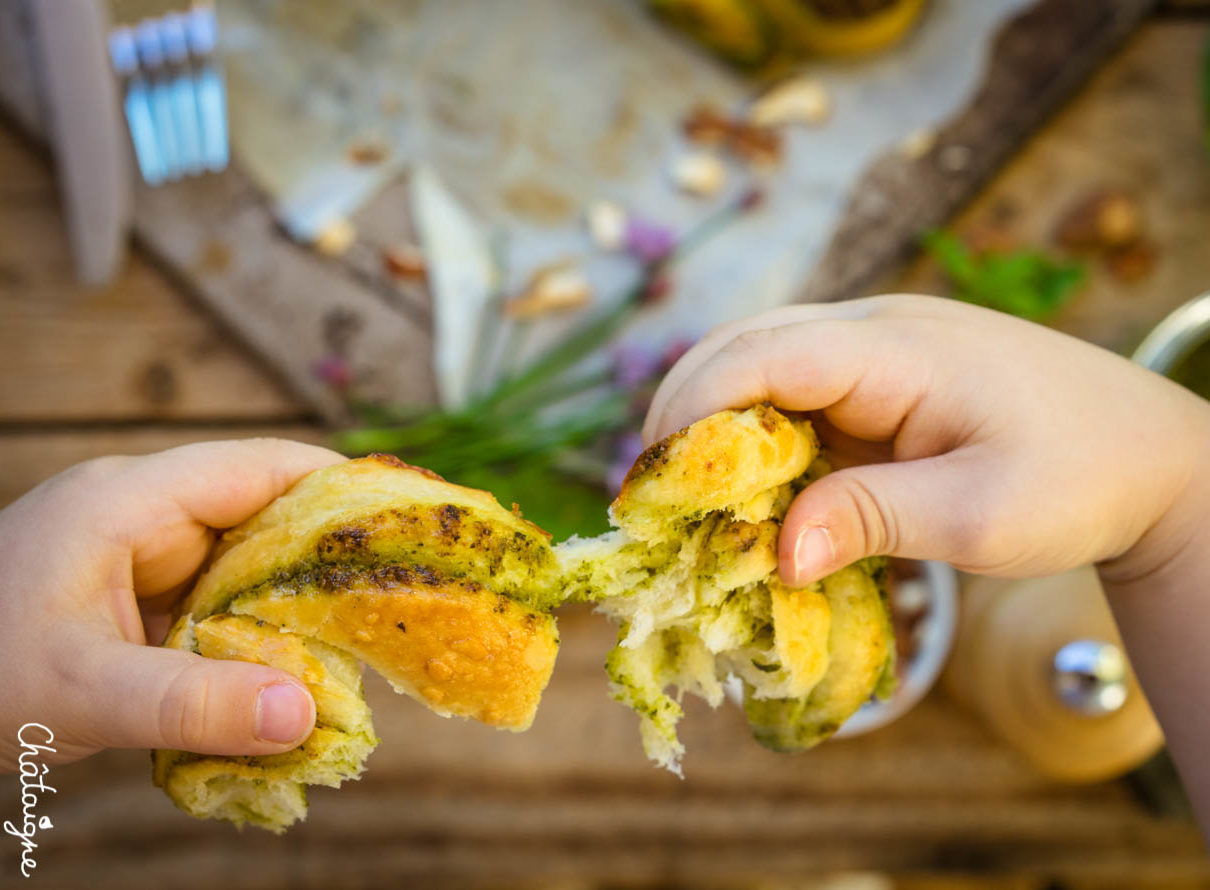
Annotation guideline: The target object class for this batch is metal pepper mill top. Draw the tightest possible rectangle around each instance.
[1052,639,1128,717]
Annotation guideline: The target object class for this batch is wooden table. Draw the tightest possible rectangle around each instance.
[2,15,1210,890]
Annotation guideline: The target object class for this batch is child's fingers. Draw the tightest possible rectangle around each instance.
[110,439,344,597]
[778,451,988,586]
[642,301,883,445]
[65,640,316,755]
[124,438,345,531]
[645,318,927,447]
[646,319,859,442]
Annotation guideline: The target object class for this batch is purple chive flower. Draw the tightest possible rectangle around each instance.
[612,343,663,389]
[311,354,353,389]
[623,217,678,265]
[607,430,646,494]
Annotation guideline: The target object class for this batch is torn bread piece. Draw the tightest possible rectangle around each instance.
[155,455,562,832]
[556,405,894,773]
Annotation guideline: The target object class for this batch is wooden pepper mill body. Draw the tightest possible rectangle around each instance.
[944,567,1162,783]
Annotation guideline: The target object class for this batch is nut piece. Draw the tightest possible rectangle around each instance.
[683,104,734,146]
[505,262,593,318]
[382,242,427,280]
[1055,190,1143,250]
[727,125,781,166]
[683,103,782,166]
[749,77,831,128]
[671,152,727,197]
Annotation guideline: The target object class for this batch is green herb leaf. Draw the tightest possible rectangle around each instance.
[922,230,1085,321]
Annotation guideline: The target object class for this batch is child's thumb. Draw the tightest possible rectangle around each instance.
[72,641,316,755]
[779,455,981,586]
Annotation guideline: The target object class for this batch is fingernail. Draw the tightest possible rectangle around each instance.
[791,526,834,585]
[255,683,312,743]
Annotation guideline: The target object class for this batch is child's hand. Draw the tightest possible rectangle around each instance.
[645,295,1210,587]
[646,294,1210,827]
[0,439,344,770]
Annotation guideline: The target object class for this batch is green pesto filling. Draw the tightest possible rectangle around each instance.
[214,549,558,618]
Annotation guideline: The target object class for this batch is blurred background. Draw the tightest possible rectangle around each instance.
[2,0,1210,887]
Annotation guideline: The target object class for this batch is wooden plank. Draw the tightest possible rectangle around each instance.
[802,0,1156,306]
[892,20,1210,352]
[0,425,323,507]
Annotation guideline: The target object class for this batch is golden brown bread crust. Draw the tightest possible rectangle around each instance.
[703,518,780,591]
[155,455,565,830]
[611,404,818,539]
[230,565,558,730]
[181,455,562,730]
[186,454,558,618]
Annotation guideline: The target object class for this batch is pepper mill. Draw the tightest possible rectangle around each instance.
[944,567,1162,783]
